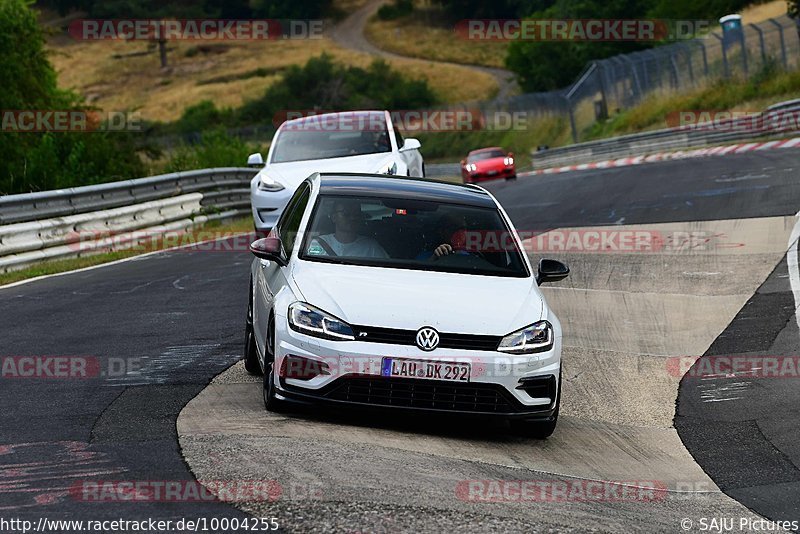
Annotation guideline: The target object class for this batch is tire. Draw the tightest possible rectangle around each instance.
[262,318,286,413]
[511,374,561,439]
[243,283,262,375]
[505,174,517,181]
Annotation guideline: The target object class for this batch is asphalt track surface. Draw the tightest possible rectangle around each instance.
[1,148,799,531]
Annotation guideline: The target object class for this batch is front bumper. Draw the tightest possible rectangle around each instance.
[465,166,516,183]
[251,182,294,231]
[272,317,561,419]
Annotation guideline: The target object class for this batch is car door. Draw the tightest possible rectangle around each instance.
[253,182,311,352]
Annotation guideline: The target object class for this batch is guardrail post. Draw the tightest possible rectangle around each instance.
[711,33,729,78]
[749,23,767,65]
[768,18,788,69]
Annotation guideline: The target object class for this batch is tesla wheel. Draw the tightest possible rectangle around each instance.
[243,283,262,375]
[262,318,286,413]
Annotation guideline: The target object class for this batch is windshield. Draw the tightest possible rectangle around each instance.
[271,121,392,163]
[299,194,529,278]
[468,149,505,162]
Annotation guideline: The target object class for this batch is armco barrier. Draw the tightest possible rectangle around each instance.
[0,168,257,273]
[530,99,800,169]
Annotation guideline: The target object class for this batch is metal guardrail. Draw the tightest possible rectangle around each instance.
[0,167,256,225]
[0,167,257,273]
[530,100,800,169]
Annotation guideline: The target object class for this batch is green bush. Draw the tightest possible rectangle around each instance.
[163,130,266,173]
[0,0,146,194]
[377,0,414,20]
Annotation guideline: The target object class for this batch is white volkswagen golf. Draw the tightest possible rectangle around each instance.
[243,173,569,437]
[248,110,424,231]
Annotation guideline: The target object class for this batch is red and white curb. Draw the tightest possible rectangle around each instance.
[521,136,800,177]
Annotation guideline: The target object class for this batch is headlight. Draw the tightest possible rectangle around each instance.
[382,162,398,175]
[497,321,552,354]
[466,163,477,172]
[258,174,285,192]
[504,157,514,166]
[288,302,355,341]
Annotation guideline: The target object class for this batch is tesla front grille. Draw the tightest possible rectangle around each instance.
[352,325,501,351]
[323,376,523,413]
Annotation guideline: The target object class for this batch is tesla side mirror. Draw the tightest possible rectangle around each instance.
[247,152,264,168]
[399,138,421,152]
[250,237,287,266]
[537,258,569,284]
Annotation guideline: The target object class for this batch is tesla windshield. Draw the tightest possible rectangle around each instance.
[468,149,505,162]
[299,195,529,277]
[271,127,392,163]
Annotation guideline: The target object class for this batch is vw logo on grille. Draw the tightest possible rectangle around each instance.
[416,327,440,351]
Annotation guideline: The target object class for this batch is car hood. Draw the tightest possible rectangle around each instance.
[263,153,398,189]
[291,261,543,335]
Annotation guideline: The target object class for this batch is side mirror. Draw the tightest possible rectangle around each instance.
[460,159,466,166]
[250,237,287,266]
[537,258,569,284]
[399,138,421,152]
[247,153,264,168]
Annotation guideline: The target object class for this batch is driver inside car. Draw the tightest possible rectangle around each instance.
[417,213,471,261]
[308,200,389,258]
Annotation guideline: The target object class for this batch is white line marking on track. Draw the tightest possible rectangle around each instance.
[786,210,800,331]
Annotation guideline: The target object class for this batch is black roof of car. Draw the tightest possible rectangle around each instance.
[315,173,496,208]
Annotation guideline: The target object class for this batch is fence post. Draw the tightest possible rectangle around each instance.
[739,25,749,77]
[749,23,767,65]
[698,41,709,76]
[627,56,643,99]
[681,43,695,85]
[669,52,681,89]
[768,18,788,69]
[711,32,729,78]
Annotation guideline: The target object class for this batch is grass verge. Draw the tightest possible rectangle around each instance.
[0,216,255,287]
[364,1,508,69]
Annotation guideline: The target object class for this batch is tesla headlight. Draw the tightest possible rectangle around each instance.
[258,174,285,192]
[382,162,398,175]
[288,302,355,341]
[497,321,552,354]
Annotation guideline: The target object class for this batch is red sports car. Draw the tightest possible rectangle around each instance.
[461,147,516,183]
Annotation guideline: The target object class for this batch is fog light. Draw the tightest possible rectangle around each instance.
[279,355,331,380]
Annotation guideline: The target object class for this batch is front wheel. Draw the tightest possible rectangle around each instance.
[505,174,517,181]
[243,283,262,375]
[262,319,286,412]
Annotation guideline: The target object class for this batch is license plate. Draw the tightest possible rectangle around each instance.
[487,170,498,175]
[381,357,470,382]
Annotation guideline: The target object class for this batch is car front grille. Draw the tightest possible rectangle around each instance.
[322,376,524,413]
[352,325,501,352]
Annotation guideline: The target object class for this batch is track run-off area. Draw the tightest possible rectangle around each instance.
[1,149,799,532]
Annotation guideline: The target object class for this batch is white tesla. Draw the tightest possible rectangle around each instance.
[248,110,424,231]
[243,173,569,437]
